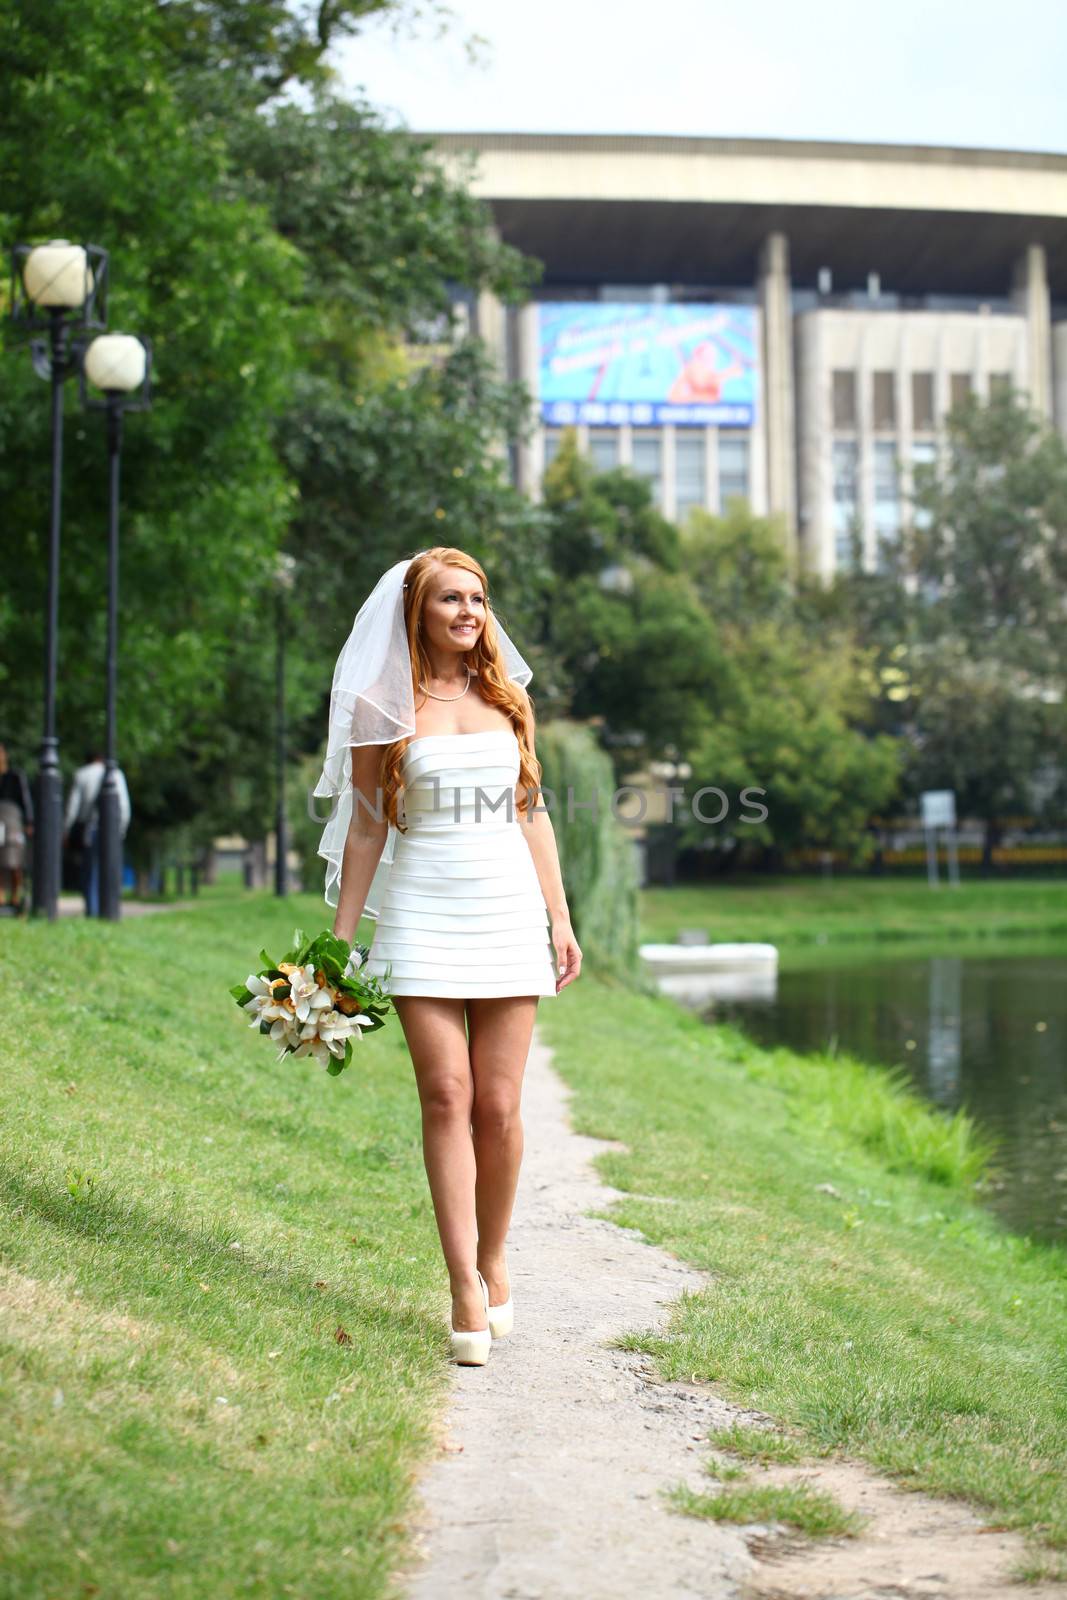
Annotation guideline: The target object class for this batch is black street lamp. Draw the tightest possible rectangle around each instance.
[80,333,152,921]
[275,552,297,897]
[9,240,109,920]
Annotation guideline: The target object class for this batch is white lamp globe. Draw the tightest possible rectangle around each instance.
[84,334,147,394]
[23,241,94,310]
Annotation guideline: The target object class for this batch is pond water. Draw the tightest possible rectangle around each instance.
[703,943,1067,1245]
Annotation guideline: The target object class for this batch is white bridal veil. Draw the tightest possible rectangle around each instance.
[314,548,533,917]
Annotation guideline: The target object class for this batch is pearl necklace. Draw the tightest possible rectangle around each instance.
[418,663,472,701]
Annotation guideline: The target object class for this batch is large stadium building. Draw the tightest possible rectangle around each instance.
[428,132,1067,579]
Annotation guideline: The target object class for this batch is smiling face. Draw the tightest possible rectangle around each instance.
[420,566,487,661]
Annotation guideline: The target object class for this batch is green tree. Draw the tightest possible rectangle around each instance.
[539,431,723,764]
[1,0,548,880]
[542,427,679,581]
[0,0,302,874]
[900,639,1058,869]
[278,344,554,710]
[682,620,903,869]
[158,0,466,106]
[822,387,1067,860]
[909,387,1067,681]
[234,92,549,707]
[681,501,793,623]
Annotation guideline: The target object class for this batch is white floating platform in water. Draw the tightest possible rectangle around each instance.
[638,942,779,1005]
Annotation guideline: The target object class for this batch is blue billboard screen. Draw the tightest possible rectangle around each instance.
[537,302,758,427]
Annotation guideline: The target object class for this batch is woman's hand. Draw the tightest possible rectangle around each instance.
[551,918,582,992]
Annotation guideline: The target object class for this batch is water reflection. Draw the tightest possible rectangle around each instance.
[926,956,962,1101]
[679,947,1066,1245]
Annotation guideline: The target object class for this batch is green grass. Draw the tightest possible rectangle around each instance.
[6,881,1067,1590]
[639,876,1067,948]
[536,976,1067,1562]
[669,1421,858,1543]
[667,1479,865,1538]
[0,893,446,1600]
[706,1423,808,1465]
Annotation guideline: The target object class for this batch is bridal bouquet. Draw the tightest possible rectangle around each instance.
[230,927,393,1077]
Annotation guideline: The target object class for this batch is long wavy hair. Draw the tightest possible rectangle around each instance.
[378,547,541,833]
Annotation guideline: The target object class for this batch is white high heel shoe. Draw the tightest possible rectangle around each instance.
[486,1270,513,1339]
[450,1271,492,1366]
[487,1291,513,1340]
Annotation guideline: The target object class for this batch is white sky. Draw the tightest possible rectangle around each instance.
[334,0,1067,153]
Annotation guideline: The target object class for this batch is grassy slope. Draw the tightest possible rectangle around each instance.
[5,880,1066,1588]
[535,975,1067,1562]
[639,877,1067,947]
[0,894,444,1600]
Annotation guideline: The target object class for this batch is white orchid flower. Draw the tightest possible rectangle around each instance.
[291,1035,333,1068]
[242,973,275,1018]
[295,1014,350,1059]
[268,1016,300,1051]
[319,1009,374,1050]
[288,964,334,1024]
[243,973,293,1029]
[318,1009,355,1043]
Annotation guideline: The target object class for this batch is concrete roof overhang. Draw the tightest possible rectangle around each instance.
[424,134,1067,297]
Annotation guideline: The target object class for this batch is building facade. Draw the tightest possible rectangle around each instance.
[427,133,1067,579]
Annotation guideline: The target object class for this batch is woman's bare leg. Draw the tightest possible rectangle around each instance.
[393,994,485,1331]
[467,995,539,1306]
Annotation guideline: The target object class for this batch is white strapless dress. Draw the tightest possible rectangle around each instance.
[363,729,558,999]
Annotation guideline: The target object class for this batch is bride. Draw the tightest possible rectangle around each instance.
[318,547,582,1364]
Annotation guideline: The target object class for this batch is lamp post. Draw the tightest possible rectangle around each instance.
[80,333,152,921]
[275,552,297,897]
[10,240,109,920]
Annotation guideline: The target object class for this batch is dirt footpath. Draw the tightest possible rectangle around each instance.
[399,1027,1063,1600]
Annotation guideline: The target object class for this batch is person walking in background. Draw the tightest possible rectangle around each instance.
[63,748,131,916]
[0,740,34,916]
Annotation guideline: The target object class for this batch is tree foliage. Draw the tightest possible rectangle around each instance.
[681,619,903,866]
[0,0,545,873]
[538,432,725,766]
[0,0,302,863]
[909,387,1067,682]
[158,0,460,104]
[824,387,1067,852]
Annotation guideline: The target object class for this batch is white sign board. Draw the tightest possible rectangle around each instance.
[921,790,956,828]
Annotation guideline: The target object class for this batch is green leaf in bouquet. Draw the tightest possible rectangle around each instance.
[230,983,254,1005]
[258,948,277,972]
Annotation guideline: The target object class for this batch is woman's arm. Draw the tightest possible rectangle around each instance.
[331,743,390,945]
[513,691,582,991]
